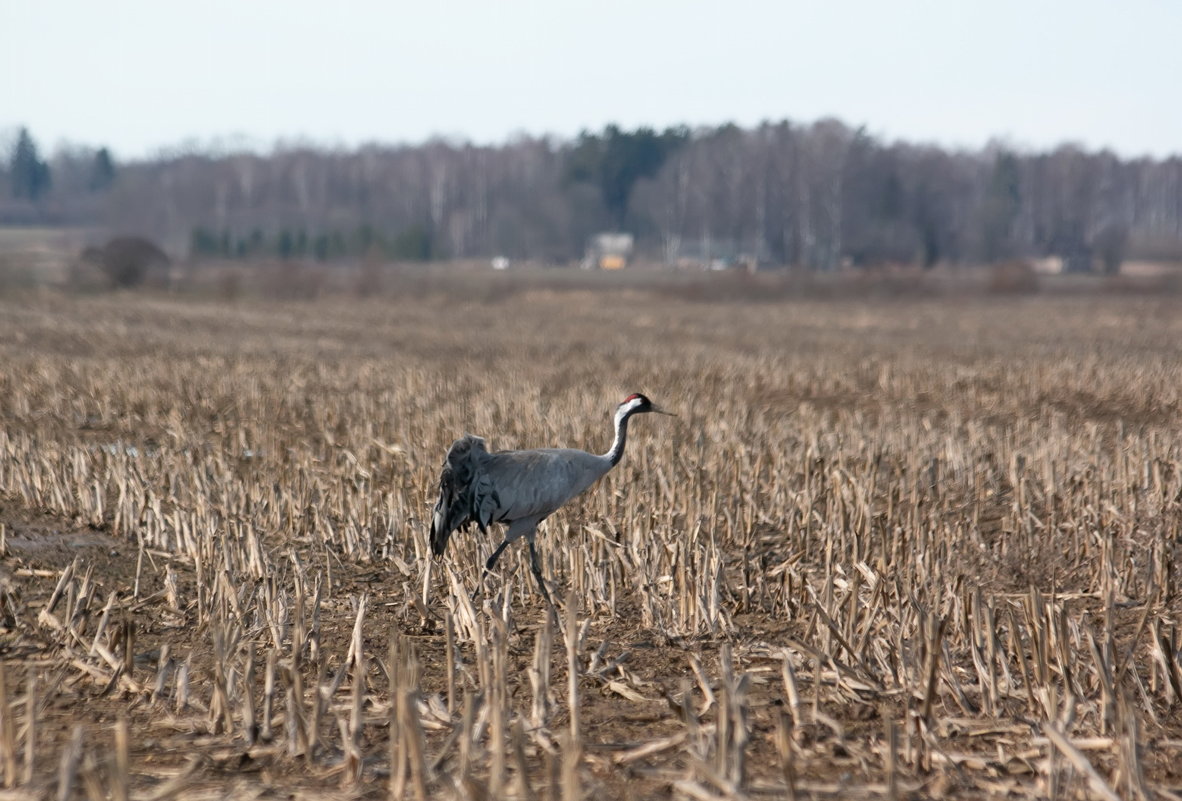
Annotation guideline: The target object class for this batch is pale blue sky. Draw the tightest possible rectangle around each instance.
[3,0,1179,159]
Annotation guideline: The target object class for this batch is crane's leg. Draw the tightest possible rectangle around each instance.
[527,537,552,604]
[481,517,551,603]
[485,539,512,572]
[473,539,514,601]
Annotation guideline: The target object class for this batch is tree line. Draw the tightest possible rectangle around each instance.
[3,121,1181,271]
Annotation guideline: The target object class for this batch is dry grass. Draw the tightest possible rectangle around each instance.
[1,281,1182,799]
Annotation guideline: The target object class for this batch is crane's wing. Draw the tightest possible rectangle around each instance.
[481,448,608,523]
[429,434,500,556]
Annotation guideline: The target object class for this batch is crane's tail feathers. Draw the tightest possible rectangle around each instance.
[429,434,499,557]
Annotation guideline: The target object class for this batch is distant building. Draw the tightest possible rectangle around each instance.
[582,232,634,270]
[1031,256,1064,275]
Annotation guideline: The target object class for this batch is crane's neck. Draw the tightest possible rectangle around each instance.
[604,405,634,467]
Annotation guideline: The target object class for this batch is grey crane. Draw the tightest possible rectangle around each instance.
[429,393,673,601]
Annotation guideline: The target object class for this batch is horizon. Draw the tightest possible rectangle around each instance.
[3,0,1180,162]
[7,113,1174,165]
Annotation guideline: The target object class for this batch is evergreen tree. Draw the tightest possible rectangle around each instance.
[313,233,330,261]
[9,128,51,201]
[88,147,116,192]
[190,227,219,256]
[354,223,376,253]
[980,151,1021,262]
[278,230,294,259]
[391,224,432,261]
[564,125,688,228]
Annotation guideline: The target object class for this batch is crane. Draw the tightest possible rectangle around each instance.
[429,393,673,601]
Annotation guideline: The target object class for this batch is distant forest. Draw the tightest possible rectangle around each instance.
[3,120,1181,271]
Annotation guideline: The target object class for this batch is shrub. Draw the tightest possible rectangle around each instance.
[81,236,170,289]
[986,260,1039,294]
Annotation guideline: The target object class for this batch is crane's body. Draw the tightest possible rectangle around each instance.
[429,393,671,600]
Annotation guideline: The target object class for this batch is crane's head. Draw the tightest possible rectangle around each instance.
[619,392,675,417]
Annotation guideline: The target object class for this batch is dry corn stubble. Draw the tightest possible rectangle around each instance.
[0,285,1180,799]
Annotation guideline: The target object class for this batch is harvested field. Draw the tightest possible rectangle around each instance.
[1,283,1182,799]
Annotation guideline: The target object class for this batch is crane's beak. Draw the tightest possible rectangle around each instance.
[651,404,676,417]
